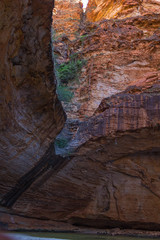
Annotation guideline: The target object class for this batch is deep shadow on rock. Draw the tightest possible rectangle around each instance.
[1,0,160,233]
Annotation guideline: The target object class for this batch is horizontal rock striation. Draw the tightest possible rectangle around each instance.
[52,0,83,41]
[50,0,160,231]
[4,87,160,231]
[53,14,160,120]
[1,0,160,232]
[65,90,160,230]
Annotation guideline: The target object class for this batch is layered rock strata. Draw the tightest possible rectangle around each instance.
[2,85,160,231]
[51,0,160,230]
[52,0,83,41]
[53,14,160,120]
[1,0,160,232]
[55,91,160,230]
[86,0,160,21]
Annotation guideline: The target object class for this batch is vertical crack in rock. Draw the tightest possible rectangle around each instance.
[111,178,120,220]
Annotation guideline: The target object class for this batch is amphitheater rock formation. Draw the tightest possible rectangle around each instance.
[0,0,160,232]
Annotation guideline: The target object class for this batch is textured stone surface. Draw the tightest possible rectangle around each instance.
[1,0,160,232]
[53,14,160,120]
[52,1,160,231]
[0,0,65,217]
[52,0,83,41]
[86,0,160,21]
[2,87,160,231]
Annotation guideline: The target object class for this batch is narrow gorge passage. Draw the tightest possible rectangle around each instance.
[0,0,90,209]
[0,0,86,211]
[0,0,89,211]
[0,0,160,232]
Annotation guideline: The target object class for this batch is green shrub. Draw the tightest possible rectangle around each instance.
[69,52,79,61]
[57,59,86,85]
[57,85,74,102]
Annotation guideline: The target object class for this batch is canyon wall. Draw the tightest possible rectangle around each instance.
[86,0,160,21]
[55,15,160,120]
[52,0,83,41]
[0,0,66,227]
[1,0,160,232]
[51,0,160,231]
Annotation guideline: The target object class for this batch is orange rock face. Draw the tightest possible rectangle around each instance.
[54,14,160,119]
[86,0,160,21]
[51,0,160,231]
[52,0,83,40]
[0,0,65,224]
[1,0,160,233]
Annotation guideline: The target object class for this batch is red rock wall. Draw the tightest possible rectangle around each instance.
[53,14,160,119]
[0,0,66,219]
[50,0,160,231]
[86,0,160,21]
[52,0,83,41]
[1,0,160,233]
[3,91,160,231]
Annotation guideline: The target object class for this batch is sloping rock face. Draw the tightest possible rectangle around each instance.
[55,91,160,230]
[3,86,160,231]
[53,12,160,158]
[86,0,160,21]
[51,0,160,231]
[1,0,160,232]
[0,0,66,227]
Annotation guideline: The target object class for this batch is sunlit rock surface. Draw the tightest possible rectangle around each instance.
[52,0,160,231]
[64,15,160,119]
[53,12,160,156]
[52,0,83,41]
[86,0,160,21]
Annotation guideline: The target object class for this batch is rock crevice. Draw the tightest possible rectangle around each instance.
[1,0,160,232]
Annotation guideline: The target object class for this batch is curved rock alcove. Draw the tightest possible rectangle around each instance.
[0,0,160,233]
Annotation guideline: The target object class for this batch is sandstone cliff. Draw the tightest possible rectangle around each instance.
[52,0,83,41]
[0,0,66,223]
[86,0,160,21]
[1,0,160,233]
[52,0,160,231]
[57,15,160,120]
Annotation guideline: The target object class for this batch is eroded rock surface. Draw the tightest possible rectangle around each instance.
[86,0,160,21]
[52,0,83,41]
[2,85,160,231]
[51,0,160,231]
[1,0,160,232]
[53,14,160,119]
[0,0,66,220]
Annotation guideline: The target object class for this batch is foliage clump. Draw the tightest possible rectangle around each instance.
[57,58,86,85]
[52,28,86,103]
[57,85,74,102]
[55,54,86,103]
